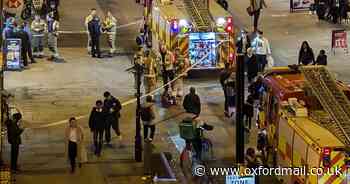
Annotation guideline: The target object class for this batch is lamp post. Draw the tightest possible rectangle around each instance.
[235,53,245,164]
[135,61,143,162]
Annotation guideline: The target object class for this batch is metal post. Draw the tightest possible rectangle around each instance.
[0,0,4,165]
[235,54,245,164]
[135,62,143,162]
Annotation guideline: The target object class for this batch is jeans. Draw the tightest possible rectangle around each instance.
[253,10,261,31]
[32,34,44,56]
[162,70,175,91]
[10,144,19,170]
[48,33,59,58]
[105,116,120,143]
[68,141,77,172]
[93,130,104,155]
[143,124,155,139]
[256,54,267,72]
[91,36,101,57]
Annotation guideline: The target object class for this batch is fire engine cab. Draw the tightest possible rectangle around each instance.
[260,66,350,184]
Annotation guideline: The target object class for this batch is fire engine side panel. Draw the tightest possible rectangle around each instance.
[307,148,320,184]
[292,131,308,183]
[277,117,293,183]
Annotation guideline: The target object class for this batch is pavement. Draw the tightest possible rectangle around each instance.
[227,0,350,83]
[5,0,350,183]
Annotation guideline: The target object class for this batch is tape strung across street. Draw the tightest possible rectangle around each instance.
[58,19,143,34]
[35,40,228,129]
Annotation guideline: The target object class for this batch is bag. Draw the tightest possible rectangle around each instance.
[140,106,152,121]
[267,55,274,69]
[136,35,143,46]
[179,118,196,140]
[246,6,254,16]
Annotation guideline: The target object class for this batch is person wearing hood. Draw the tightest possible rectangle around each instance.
[141,96,156,141]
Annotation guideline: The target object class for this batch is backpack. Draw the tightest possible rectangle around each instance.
[140,106,152,121]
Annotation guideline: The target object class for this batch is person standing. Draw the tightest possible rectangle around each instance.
[163,51,175,92]
[23,21,36,63]
[47,12,60,61]
[220,63,232,117]
[65,117,84,173]
[13,24,35,67]
[103,91,122,145]
[315,49,327,65]
[249,0,267,32]
[88,13,102,58]
[174,48,189,97]
[225,72,236,117]
[251,31,271,72]
[88,100,106,156]
[143,50,157,98]
[298,41,315,65]
[2,17,15,40]
[6,113,24,173]
[141,96,156,141]
[103,11,117,56]
[31,15,46,58]
[244,94,254,129]
[246,48,258,83]
[236,30,251,55]
[85,8,96,54]
[183,87,201,116]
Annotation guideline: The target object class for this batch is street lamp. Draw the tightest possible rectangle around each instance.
[135,60,143,162]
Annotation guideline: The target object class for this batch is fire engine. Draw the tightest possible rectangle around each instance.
[149,0,235,72]
[260,66,350,184]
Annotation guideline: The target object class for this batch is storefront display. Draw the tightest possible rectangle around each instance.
[290,0,312,12]
[189,32,217,68]
[5,38,22,70]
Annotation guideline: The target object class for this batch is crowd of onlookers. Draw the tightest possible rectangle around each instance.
[2,0,61,68]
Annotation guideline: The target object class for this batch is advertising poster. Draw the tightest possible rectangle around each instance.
[226,175,256,184]
[189,32,217,68]
[332,29,347,49]
[290,0,312,11]
[5,39,22,70]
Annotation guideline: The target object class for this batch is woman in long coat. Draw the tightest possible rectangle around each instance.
[65,117,86,173]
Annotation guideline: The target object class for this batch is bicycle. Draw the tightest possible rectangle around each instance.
[179,116,215,184]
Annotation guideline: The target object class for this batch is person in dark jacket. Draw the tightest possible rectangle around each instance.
[236,30,251,55]
[88,15,102,58]
[219,63,232,116]
[13,24,36,67]
[6,113,24,172]
[246,48,258,83]
[183,87,201,116]
[244,94,254,129]
[103,91,122,145]
[315,49,327,65]
[298,41,315,65]
[89,100,106,156]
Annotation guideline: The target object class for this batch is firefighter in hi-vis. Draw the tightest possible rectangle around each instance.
[174,47,189,97]
[143,50,157,99]
[31,14,47,58]
[47,12,60,61]
[103,11,117,56]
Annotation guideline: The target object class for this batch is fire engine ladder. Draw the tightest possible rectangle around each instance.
[301,66,350,145]
[183,0,212,32]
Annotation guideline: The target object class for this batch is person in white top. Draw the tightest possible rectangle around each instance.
[251,31,271,72]
[65,117,84,173]
[84,8,97,53]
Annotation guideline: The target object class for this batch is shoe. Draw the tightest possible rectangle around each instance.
[92,55,97,58]
[149,138,153,142]
[31,60,37,63]
[97,56,103,58]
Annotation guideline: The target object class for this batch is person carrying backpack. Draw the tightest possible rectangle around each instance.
[141,96,156,141]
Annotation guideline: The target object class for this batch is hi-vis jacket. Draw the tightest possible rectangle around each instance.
[31,19,47,36]
[103,16,117,33]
